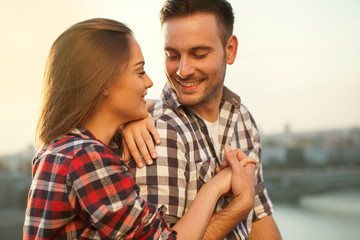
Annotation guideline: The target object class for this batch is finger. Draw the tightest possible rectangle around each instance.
[224,146,242,171]
[239,157,257,167]
[125,137,145,168]
[142,128,157,160]
[147,123,161,145]
[122,138,130,163]
[134,133,153,165]
[244,163,256,179]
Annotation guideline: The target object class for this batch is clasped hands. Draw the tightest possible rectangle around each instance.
[213,145,256,207]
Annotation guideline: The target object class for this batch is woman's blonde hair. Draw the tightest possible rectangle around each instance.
[36,18,133,149]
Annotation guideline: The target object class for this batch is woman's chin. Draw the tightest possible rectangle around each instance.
[128,111,148,123]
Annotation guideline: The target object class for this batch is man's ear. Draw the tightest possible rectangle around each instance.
[226,35,238,65]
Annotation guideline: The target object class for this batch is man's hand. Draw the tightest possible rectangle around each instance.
[202,146,256,240]
[223,146,256,204]
[122,113,160,168]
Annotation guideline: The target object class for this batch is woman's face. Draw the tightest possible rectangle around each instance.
[104,36,153,124]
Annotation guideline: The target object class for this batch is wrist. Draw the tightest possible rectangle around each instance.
[231,193,254,214]
[202,181,224,199]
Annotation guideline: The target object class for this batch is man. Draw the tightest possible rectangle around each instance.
[123,0,281,239]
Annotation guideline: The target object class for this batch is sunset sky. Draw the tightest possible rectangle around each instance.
[1,0,359,155]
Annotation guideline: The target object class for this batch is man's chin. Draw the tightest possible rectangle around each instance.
[178,95,202,107]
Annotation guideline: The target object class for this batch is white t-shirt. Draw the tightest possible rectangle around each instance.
[202,117,221,161]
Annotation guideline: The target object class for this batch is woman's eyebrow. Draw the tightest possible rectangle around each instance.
[133,61,145,70]
[134,61,145,67]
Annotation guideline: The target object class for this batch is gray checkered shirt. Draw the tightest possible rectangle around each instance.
[129,82,274,240]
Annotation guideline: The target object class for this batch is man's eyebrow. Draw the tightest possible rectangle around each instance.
[164,46,213,51]
[190,46,213,51]
[164,47,177,52]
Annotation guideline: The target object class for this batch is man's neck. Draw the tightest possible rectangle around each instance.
[191,87,223,122]
[192,104,219,122]
[191,93,222,123]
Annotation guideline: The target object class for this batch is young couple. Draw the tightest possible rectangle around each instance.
[24,0,281,239]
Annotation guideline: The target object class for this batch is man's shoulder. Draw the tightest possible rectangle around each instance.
[238,103,256,122]
[149,99,196,141]
[150,98,172,117]
[150,98,184,124]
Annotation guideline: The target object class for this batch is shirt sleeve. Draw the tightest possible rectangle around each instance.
[244,107,275,220]
[129,118,190,220]
[67,143,177,239]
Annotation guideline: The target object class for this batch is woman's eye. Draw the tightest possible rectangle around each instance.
[139,71,146,76]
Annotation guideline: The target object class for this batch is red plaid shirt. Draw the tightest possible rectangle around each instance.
[24,126,176,240]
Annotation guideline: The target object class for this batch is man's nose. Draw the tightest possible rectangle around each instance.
[176,56,194,79]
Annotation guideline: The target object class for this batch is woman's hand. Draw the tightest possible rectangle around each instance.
[122,113,160,168]
[220,147,257,169]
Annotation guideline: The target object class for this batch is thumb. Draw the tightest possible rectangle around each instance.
[233,148,247,161]
[224,145,240,168]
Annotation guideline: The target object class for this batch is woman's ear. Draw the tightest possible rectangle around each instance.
[226,35,238,65]
[103,88,109,97]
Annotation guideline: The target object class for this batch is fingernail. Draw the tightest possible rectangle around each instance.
[138,162,144,168]
[152,153,157,159]
[156,139,161,144]
[147,159,153,165]
[224,145,231,152]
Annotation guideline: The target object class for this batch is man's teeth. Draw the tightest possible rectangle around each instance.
[178,81,201,87]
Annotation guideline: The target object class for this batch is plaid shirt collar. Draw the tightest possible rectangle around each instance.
[68,126,121,152]
[68,125,95,139]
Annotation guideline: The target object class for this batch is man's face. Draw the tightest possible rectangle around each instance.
[162,13,228,109]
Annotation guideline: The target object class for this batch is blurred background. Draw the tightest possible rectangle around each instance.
[0,0,359,239]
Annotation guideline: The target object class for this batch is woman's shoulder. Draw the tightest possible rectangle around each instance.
[46,134,102,154]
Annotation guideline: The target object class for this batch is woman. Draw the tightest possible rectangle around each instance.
[23,18,249,239]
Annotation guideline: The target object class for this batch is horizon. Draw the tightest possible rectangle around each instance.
[1,0,360,155]
[2,125,359,157]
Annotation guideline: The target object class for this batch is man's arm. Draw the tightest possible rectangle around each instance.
[202,200,251,240]
[249,215,281,240]
[245,106,281,239]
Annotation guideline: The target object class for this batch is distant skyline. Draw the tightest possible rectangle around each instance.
[1,0,360,155]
